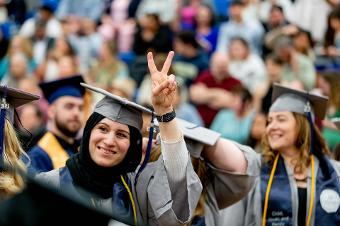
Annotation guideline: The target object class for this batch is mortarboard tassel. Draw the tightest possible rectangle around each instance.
[305,103,330,179]
[0,87,8,169]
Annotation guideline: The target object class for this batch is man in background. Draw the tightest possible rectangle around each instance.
[28,75,85,173]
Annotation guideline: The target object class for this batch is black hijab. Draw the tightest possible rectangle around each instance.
[66,112,142,198]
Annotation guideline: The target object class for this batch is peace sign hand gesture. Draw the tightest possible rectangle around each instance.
[147,51,177,116]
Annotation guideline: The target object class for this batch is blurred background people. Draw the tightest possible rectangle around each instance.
[210,85,255,145]
[227,36,267,108]
[131,13,173,87]
[189,52,240,127]
[216,0,264,55]
[317,70,340,152]
[86,41,130,91]
[0,35,36,81]
[274,36,316,91]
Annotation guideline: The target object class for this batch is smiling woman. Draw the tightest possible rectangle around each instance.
[89,118,131,167]
[36,51,202,226]
[265,111,299,153]
[220,83,340,226]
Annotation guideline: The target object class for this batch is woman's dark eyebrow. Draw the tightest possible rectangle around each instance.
[117,129,130,135]
[96,122,108,127]
[97,122,130,135]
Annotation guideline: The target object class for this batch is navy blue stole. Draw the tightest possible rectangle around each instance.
[111,176,134,225]
[314,157,340,225]
[191,216,206,226]
[60,167,86,201]
[59,168,133,224]
[261,156,340,226]
[261,156,293,226]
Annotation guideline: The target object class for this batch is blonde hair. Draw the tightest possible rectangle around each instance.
[262,113,330,174]
[0,119,28,198]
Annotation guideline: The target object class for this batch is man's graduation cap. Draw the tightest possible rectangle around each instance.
[39,75,85,104]
[0,86,39,167]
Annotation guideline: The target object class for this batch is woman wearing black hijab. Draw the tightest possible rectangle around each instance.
[37,51,202,226]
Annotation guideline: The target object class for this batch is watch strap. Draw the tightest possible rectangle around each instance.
[156,110,176,122]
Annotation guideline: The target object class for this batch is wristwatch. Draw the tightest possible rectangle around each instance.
[156,110,176,122]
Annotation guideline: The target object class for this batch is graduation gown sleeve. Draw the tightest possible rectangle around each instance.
[206,142,260,209]
[131,137,202,226]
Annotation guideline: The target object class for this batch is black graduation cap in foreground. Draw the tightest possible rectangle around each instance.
[0,173,133,226]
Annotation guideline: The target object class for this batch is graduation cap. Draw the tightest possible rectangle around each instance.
[270,83,328,121]
[0,86,39,167]
[0,86,39,123]
[152,118,221,158]
[80,83,154,184]
[39,75,85,104]
[81,83,153,131]
[176,118,221,158]
[0,173,132,226]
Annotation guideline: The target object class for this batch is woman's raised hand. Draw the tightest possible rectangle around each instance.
[147,51,177,115]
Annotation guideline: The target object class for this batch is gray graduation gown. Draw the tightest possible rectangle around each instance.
[218,154,340,226]
[36,138,203,226]
[203,142,258,226]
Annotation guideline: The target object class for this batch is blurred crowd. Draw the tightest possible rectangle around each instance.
[0,0,339,156]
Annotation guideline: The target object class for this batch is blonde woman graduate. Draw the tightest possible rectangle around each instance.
[0,86,39,200]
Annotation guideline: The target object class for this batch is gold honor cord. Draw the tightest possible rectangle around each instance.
[121,175,137,225]
[262,154,315,226]
[306,156,315,226]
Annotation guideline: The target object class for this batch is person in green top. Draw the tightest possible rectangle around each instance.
[318,71,340,151]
